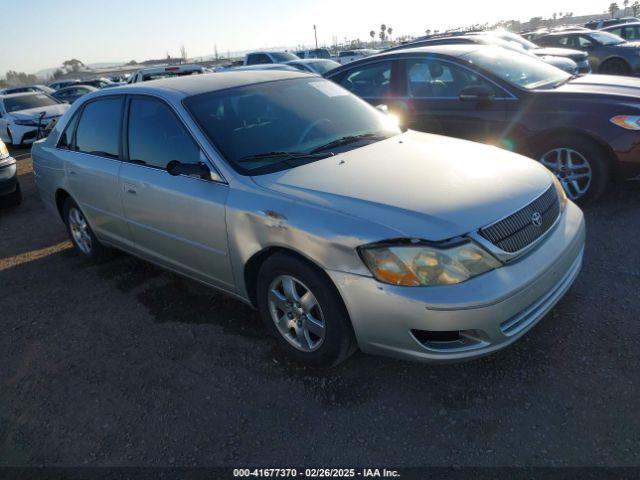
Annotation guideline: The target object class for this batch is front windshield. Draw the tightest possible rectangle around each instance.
[4,93,58,112]
[270,52,299,62]
[589,31,625,45]
[463,47,570,90]
[185,78,401,175]
[309,60,340,74]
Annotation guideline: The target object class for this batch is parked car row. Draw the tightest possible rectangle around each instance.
[31,70,585,367]
[386,31,589,74]
[9,16,640,367]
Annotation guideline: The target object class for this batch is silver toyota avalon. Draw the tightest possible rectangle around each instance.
[32,71,585,366]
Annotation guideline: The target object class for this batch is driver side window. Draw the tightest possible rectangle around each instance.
[127,97,201,169]
[578,36,594,47]
[406,58,501,99]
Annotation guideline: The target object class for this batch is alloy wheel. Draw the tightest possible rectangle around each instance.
[540,148,592,201]
[68,207,92,255]
[268,275,326,352]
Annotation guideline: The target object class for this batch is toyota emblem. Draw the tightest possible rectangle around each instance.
[531,212,543,228]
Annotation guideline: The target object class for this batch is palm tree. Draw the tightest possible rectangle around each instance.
[387,27,393,41]
[624,0,630,14]
[369,30,376,46]
[609,2,620,17]
[633,0,640,15]
[425,29,432,36]
[380,24,387,42]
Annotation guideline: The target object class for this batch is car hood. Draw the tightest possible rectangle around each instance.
[252,131,552,241]
[613,41,640,49]
[554,74,640,98]
[9,104,69,121]
[533,47,588,61]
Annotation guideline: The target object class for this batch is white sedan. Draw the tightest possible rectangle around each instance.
[0,92,69,146]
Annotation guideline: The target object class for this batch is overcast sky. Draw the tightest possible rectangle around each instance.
[3,0,611,76]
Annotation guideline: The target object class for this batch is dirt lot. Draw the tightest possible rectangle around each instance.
[1,148,639,467]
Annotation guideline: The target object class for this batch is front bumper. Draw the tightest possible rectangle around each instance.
[0,156,18,196]
[576,60,591,74]
[8,124,39,145]
[328,201,585,363]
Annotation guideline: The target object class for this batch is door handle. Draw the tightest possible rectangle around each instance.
[123,183,137,195]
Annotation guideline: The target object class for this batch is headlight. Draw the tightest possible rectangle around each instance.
[359,241,502,287]
[0,141,8,159]
[13,119,39,126]
[550,174,568,211]
[610,115,640,130]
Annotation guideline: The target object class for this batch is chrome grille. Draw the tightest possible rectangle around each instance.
[479,186,560,253]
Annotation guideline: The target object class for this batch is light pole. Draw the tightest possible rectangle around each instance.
[313,24,318,49]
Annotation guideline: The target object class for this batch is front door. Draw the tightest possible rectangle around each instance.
[399,57,509,146]
[119,96,234,290]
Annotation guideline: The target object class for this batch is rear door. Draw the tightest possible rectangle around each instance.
[62,96,133,248]
[397,56,509,145]
[119,95,234,290]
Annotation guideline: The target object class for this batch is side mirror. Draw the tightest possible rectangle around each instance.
[459,85,495,103]
[167,160,211,180]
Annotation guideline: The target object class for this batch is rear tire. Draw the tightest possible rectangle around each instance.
[256,252,356,367]
[599,58,631,75]
[62,197,111,261]
[533,135,610,205]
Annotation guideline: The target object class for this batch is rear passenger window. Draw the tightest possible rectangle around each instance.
[127,97,201,169]
[75,98,122,158]
[406,58,500,98]
[339,61,392,98]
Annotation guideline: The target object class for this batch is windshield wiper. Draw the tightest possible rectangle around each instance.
[309,133,386,154]
[238,151,334,164]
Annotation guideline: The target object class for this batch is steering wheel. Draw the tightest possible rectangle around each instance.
[298,118,332,145]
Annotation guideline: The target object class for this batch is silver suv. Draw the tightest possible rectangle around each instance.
[32,71,585,366]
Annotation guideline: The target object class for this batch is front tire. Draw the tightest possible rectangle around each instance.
[256,252,356,367]
[62,197,110,261]
[534,135,610,205]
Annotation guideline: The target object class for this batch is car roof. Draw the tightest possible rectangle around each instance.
[0,91,47,99]
[55,85,98,92]
[539,30,592,37]
[247,51,291,54]
[374,44,482,57]
[603,21,640,28]
[286,58,334,64]
[135,64,203,75]
[87,70,313,98]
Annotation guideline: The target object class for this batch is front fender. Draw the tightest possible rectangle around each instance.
[224,184,401,299]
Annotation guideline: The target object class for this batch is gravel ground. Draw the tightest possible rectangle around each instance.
[0,148,639,467]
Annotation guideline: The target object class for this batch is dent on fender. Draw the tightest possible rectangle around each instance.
[225,190,380,299]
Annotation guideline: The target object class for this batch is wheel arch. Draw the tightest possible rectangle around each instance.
[520,127,619,177]
[243,246,347,313]
[598,55,631,72]
[54,188,72,220]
